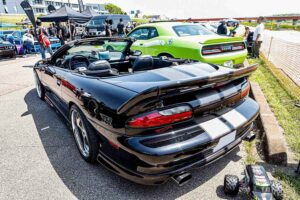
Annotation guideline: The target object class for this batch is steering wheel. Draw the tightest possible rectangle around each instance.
[69,55,90,70]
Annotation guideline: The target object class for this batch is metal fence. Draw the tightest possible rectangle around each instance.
[261,31,300,87]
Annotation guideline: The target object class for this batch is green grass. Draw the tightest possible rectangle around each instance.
[242,21,300,31]
[0,14,27,24]
[244,141,256,165]
[273,171,300,200]
[245,58,300,200]
[249,58,300,159]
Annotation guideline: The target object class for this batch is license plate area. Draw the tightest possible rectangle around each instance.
[213,131,236,153]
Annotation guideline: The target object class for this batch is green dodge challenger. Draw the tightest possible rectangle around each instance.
[127,22,247,67]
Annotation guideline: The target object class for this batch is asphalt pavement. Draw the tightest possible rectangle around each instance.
[0,56,250,200]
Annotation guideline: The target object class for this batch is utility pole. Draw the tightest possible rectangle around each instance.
[78,0,83,12]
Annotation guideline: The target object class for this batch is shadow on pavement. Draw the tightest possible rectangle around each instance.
[24,88,243,200]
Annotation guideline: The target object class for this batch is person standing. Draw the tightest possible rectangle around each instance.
[104,19,112,37]
[47,24,54,36]
[70,20,76,40]
[117,18,126,37]
[252,16,265,58]
[38,28,53,59]
[217,21,228,35]
[22,30,34,54]
[244,26,254,54]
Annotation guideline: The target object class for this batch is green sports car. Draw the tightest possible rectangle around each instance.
[127,22,247,67]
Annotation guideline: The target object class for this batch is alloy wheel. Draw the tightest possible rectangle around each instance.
[71,110,90,157]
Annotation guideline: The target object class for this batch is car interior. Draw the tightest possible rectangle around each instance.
[53,40,187,78]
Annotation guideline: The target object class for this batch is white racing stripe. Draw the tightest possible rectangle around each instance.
[200,118,231,140]
[222,109,248,129]
[199,108,247,140]
[213,131,236,153]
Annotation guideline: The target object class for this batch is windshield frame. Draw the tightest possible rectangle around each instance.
[172,24,214,37]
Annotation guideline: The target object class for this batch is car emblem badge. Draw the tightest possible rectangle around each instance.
[221,45,232,51]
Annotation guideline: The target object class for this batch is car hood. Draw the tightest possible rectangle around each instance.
[0,41,14,46]
[178,35,244,45]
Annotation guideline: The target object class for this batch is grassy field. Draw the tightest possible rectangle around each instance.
[244,57,300,199]
[242,21,300,31]
[249,58,300,158]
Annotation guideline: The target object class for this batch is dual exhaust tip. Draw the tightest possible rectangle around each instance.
[243,132,256,142]
[172,133,256,186]
[172,172,192,186]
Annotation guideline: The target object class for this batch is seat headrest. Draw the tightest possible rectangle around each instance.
[88,60,111,71]
[132,55,153,72]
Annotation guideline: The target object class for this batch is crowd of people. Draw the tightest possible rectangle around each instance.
[20,17,135,59]
[217,16,265,58]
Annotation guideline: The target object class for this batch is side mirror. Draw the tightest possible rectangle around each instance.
[132,50,142,56]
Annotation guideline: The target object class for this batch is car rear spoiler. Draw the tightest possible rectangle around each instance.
[117,64,258,115]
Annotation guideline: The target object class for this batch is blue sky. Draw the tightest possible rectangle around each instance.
[87,0,300,18]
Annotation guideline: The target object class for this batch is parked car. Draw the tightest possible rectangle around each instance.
[14,39,24,55]
[0,37,16,58]
[86,14,131,36]
[33,37,259,185]
[127,22,247,68]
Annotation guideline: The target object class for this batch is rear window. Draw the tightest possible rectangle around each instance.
[173,25,213,37]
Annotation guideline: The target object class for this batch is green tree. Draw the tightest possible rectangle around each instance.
[104,3,124,14]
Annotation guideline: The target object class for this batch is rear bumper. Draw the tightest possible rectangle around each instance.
[98,122,254,185]
[96,98,259,185]
[200,49,247,66]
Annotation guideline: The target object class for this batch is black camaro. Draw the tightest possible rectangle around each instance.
[33,37,259,185]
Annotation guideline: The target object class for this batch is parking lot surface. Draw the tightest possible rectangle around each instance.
[0,56,249,200]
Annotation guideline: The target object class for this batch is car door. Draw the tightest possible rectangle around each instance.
[128,27,161,55]
[127,27,151,54]
[42,62,68,113]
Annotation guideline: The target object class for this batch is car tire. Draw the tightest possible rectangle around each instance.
[271,181,283,200]
[158,53,174,58]
[224,175,239,195]
[34,71,45,100]
[70,105,98,163]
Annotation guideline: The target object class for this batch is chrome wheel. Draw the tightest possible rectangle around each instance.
[34,73,42,98]
[71,109,90,157]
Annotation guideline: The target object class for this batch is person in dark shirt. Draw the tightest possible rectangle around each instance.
[104,19,112,37]
[117,18,125,37]
[217,21,228,35]
[244,26,254,54]
[47,24,54,36]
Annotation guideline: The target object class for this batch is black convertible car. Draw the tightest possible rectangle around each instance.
[33,37,259,186]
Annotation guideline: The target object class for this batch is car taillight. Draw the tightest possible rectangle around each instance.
[241,83,250,99]
[127,105,192,128]
[202,48,222,55]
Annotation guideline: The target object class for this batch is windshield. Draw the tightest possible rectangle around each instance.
[87,18,105,26]
[67,39,129,61]
[173,25,213,37]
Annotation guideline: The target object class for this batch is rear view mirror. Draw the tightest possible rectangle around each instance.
[133,50,142,56]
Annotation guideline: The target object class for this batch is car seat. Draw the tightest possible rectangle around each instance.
[132,55,154,72]
[85,60,112,76]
